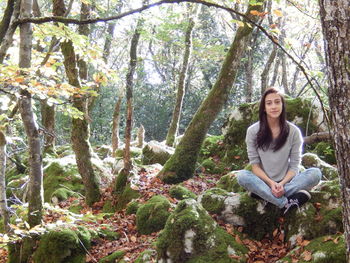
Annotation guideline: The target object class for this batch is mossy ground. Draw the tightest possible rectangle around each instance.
[98,250,125,263]
[200,188,231,214]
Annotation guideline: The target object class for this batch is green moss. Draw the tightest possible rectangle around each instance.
[235,193,281,240]
[136,195,171,235]
[280,234,345,263]
[216,173,244,193]
[200,188,230,214]
[102,200,115,213]
[142,143,172,165]
[200,158,225,174]
[169,185,196,200]
[134,249,156,263]
[98,225,120,241]
[115,148,142,159]
[8,236,37,263]
[199,135,225,159]
[114,183,140,211]
[32,227,91,263]
[126,200,140,215]
[302,153,338,180]
[51,187,80,202]
[156,199,247,263]
[310,141,336,165]
[43,159,84,202]
[98,251,125,263]
[68,201,83,214]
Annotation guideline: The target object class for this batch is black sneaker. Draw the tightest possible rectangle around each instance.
[283,190,311,214]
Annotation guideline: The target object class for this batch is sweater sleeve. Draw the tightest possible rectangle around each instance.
[288,126,303,174]
[246,126,260,165]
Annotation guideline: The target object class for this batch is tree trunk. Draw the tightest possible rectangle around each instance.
[244,39,253,102]
[158,0,266,184]
[261,44,277,93]
[19,0,44,228]
[0,0,20,63]
[103,22,116,63]
[165,7,195,147]
[54,0,100,206]
[319,1,350,261]
[123,18,143,173]
[0,0,16,45]
[0,131,10,232]
[112,95,123,156]
[40,100,55,154]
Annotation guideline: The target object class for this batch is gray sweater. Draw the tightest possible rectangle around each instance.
[245,121,303,182]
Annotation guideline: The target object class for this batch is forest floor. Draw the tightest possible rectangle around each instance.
[0,166,310,263]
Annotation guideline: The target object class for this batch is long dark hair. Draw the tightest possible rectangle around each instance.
[257,88,289,151]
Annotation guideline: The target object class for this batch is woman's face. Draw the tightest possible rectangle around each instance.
[264,93,283,120]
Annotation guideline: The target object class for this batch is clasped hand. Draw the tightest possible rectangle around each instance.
[271,182,284,198]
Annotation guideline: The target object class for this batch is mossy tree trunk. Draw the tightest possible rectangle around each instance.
[319,0,350,260]
[0,131,9,232]
[123,17,143,174]
[54,0,100,206]
[19,0,44,228]
[158,0,266,184]
[165,5,196,147]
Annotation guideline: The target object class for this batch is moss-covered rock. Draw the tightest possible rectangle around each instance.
[277,234,346,263]
[94,145,112,159]
[136,195,171,235]
[32,227,91,263]
[199,188,232,214]
[99,250,125,263]
[216,171,245,193]
[102,200,115,213]
[134,249,156,263]
[156,199,248,263]
[114,147,142,159]
[142,141,174,165]
[169,185,196,200]
[43,156,84,202]
[51,187,80,203]
[302,153,338,180]
[126,200,140,215]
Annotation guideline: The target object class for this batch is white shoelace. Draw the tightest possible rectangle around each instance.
[284,199,299,214]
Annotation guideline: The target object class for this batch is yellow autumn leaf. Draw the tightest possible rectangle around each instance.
[273,9,283,17]
[250,10,261,16]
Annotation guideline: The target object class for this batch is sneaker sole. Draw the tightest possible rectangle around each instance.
[297,190,311,199]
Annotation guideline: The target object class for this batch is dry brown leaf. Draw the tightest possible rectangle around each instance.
[296,235,303,245]
[301,240,311,247]
[130,236,137,242]
[323,236,333,242]
[334,236,340,244]
[235,235,242,244]
[302,250,312,261]
[273,228,279,237]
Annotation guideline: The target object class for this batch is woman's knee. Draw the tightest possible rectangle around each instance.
[236,170,253,186]
[307,167,322,184]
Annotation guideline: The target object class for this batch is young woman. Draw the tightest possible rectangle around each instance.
[237,88,322,213]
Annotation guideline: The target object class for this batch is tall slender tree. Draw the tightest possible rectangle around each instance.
[165,4,197,147]
[319,0,350,261]
[53,0,100,206]
[0,130,9,232]
[158,0,265,184]
[18,0,44,228]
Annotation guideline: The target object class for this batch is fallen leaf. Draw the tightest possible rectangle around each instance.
[130,236,137,242]
[302,250,312,261]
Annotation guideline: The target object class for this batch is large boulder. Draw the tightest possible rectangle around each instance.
[142,141,174,165]
[156,199,248,263]
[223,97,328,150]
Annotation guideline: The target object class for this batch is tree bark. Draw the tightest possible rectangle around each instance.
[0,0,20,63]
[123,18,143,173]
[18,0,44,228]
[112,95,123,156]
[54,0,100,206]
[0,131,10,232]
[0,0,16,46]
[319,1,350,261]
[165,7,195,147]
[41,100,55,154]
[303,132,331,145]
[103,22,116,63]
[261,44,277,93]
[158,0,266,184]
